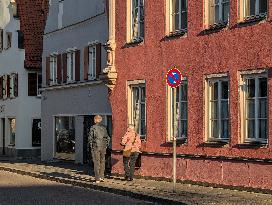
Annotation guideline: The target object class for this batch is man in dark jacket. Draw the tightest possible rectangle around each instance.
[88,115,110,184]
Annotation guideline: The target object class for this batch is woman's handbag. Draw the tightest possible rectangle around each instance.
[123,149,132,157]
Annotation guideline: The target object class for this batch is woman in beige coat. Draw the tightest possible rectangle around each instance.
[121,124,141,181]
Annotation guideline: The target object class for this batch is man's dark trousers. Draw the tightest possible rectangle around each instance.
[92,147,107,181]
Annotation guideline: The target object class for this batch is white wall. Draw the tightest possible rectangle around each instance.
[0,0,41,153]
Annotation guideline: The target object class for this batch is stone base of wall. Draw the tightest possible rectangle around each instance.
[0,147,41,159]
[111,153,272,190]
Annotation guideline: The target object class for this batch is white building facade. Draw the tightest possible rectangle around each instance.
[0,0,44,158]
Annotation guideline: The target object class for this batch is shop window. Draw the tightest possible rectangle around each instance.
[240,71,268,144]
[9,118,16,145]
[127,0,145,43]
[167,79,188,141]
[55,116,75,160]
[205,76,229,141]
[128,81,146,139]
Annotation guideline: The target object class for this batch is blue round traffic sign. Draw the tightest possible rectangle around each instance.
[166,68,182,88]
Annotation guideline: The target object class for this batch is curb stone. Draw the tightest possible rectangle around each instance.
[0,166,188,205]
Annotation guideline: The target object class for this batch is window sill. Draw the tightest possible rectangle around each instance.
[166,29,187,38]
[203,139,229,147]
[237,141,268,149]
[8,144,15,147]
[165,138,188,145]
[125,38,144,47]
[237,14,267,27]
[203,22,228,34]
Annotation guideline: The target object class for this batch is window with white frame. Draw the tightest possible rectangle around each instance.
[88,45,96,80]
[170,0,188,33]
[206,77,229,141]
[67,50,76,82]
[167,79,188,141]
[243,0,267,19]
[128,83,146,139]
[240,73,268,143]
[50,55,57,85]
[208,0,230,26]
[127,0,144,42]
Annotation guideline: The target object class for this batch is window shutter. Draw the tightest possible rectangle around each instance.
[62,53,67,83]
[57,54,62,84]
[14,73,18,97]
[0,76,3,100]
[28,73,37,96]
[84,46,89,80]
[46,57,50,86]
[7,75,10,98]
[0,29,3,51]
[75,50,80,81]
[96,43,101,79]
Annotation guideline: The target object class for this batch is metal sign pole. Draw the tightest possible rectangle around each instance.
[173,136,177,193]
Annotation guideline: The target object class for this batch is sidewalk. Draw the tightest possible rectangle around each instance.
[0,159,272,205]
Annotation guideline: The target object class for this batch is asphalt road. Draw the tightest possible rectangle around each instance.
[0,171,154,205]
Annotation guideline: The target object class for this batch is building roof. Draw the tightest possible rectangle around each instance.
[17,0,48,69]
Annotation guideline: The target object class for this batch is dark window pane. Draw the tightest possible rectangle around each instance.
[211,82,218,100]
[180,120,187,138]
[259,98,267,118]
[247,120,255,138]
[211,101,218,119]
[250,0,256,15]
[180,102,187,119]
[221,81,229,99]
[215,4,220,23]
[259,77,267,97]
[259,119,267,139]
[140,119,146,136]
[246,99,255,118]
[222,2,230,22]
[181,12,187,29]
[180,83,187,100]
[221,101,229,119]
[246,78,255,98]
[141,87,146,102]
[140,104,145,119]
[211,120,219,138]
[259,0,267,14]
[221,119,229,139]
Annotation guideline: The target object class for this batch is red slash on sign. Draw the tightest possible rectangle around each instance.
[166,68,182,88]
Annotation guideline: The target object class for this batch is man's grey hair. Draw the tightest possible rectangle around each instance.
[94,115,103,123]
